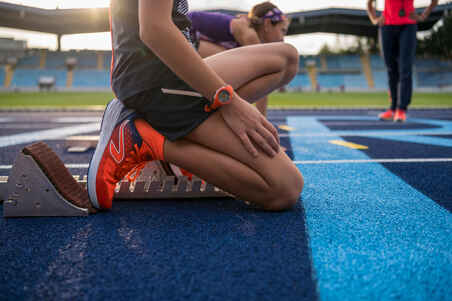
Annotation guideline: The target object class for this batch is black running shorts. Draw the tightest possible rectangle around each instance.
[121,76,217,141]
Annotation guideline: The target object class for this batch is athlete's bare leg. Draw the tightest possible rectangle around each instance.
[161,42,302,211]
[200,41,280,117]
[198,40,226,58]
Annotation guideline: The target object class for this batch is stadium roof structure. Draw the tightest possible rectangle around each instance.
[0,1,451,49]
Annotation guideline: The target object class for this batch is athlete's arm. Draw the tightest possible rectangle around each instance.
[412,0,438,22]
[139,0,225,99]
[366,0,384,26]
[138,0,279,157]
[231,18,261,46]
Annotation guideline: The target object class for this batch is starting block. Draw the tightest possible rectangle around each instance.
[3,142,95,217]
[2,142,231,218]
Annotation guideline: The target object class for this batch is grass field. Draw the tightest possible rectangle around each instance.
[0,91,451,108]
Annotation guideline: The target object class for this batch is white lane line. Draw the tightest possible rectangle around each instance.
[279,131,452,137]
[0,123,100,148]
[294,158,452,164]
[53,117,102,123]
[0,163,89,169]
[1,158,451,170]
[0,124,59,129]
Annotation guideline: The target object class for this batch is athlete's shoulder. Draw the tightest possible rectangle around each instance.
[230,15,252,35]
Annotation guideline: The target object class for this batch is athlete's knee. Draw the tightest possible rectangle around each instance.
[278,43,299,84]
[263,168,304,211]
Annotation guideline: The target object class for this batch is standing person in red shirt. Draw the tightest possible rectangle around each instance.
[367,0,438,122]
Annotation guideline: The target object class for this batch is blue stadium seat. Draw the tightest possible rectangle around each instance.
[417,71,452,87]
[372,71,388,89]
[370,55,385,70]
[46,51,68,69]
[287,73,310,90]
[325,56,341,69]
[104,53,112,70]
[10,69,67,87]
[76,52,98,69]
[16,55,40,68]
[325,55,362,70]
[340,55,362,69]
[344,74,368,88]
[304,55,321,68]
[0,67,5,86]
[317,74,345,88]
[72,69,110,87]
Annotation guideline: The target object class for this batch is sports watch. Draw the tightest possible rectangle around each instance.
[204,85,234,112]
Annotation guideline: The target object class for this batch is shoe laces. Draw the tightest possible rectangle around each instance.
[126,161,147,182]
[115,144,148,182]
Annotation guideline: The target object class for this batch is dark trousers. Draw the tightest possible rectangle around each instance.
[380,24,417,111]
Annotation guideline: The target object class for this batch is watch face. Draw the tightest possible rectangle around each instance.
[218,90,231,103]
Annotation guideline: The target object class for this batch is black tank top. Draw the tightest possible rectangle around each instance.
[110,0,193,101]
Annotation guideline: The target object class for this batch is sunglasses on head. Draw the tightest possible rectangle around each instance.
[262,8,286,23]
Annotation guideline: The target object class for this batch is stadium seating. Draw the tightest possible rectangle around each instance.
[75,51,98,69]
[5,51,452,90]
[417,71,452,87]
[344,74,369,89]
[326,55,362,70]
[317,74,345,89]
[72,69,110,87]
[287,73,310,90]
[15,54,40,68]
[46,51,68,69]
[372,71,389,89]
[104,53,112,69]
[10,69,67,87]
[370,54,386,70]
[0,67,5,86]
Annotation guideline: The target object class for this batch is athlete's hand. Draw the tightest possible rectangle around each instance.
[410,12,427,22]
[372,15,385,26]
[220,95,280,158]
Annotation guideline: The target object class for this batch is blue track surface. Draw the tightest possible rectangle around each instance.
[0,109,451,300]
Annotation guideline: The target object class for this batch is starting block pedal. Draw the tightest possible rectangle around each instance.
[3,142,96,218]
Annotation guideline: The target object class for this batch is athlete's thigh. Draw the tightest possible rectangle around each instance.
[185,110,299,187]
[203,42,291,89]
[198,41,226,58]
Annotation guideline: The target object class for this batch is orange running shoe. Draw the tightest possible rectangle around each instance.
[87,99,164,209]
[378,109,395,121]
[394,109,407,122]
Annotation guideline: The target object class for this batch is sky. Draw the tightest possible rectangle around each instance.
[0,0,445,54]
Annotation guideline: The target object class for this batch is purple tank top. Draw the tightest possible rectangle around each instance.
[188,11,240,49]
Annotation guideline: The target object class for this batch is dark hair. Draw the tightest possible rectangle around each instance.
[248,2,284,29]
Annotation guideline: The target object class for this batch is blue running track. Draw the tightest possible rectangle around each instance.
[0,109,451,300]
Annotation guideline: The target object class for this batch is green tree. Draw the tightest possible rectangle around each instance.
[417,15,452,59]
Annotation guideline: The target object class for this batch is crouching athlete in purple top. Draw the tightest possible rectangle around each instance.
[188,2,290,117]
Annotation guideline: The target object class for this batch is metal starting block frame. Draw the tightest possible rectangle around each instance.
[1,155,231,218]
[114,176,229,199]
[3,151,89,217]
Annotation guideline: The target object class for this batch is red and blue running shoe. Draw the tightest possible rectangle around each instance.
[87,99,164,209]
[378,109,395,121]
[394,109,407,122]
